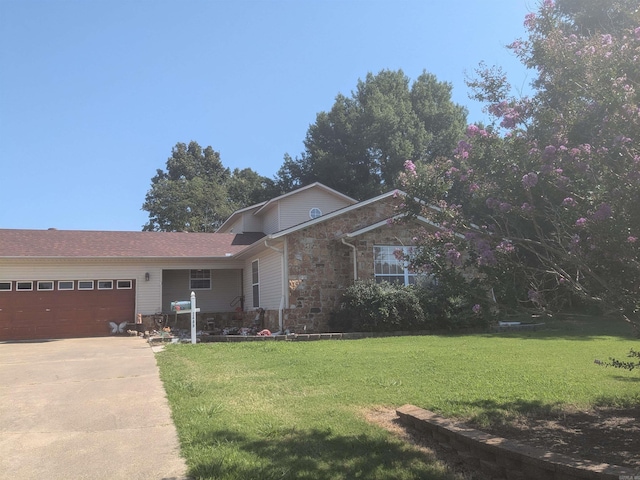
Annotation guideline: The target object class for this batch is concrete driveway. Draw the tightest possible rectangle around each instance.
[0,337,188,480]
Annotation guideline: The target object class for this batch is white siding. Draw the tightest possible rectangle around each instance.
[262,206,280,234]
[278,189,351,231]
[162,269,241,313]
[244,246,283,310]
[226,218,243,233]
[242,212,263,232]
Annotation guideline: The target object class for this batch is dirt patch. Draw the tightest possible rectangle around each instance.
[365,405,640,479]
[476,405,640,469]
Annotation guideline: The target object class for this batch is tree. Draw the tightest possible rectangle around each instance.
[275,69,468,199]
[399,0,640,330]
[142,141,272,232]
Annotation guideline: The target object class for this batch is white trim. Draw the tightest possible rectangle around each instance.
[251,259,260,308]
[189,269,211,290]
[253,182,356,217]
[16,281,33,291]
[116,279,132,289]
[58,280,74,290]
[37,280,54,291]
[78,280,94,290]
[309,207,322,219]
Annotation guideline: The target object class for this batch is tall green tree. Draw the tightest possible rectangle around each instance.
[400,0,640,329]
[142,141,271,232]
[275,69,467,199]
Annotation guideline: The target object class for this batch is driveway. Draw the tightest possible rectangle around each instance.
[0,337,188,480]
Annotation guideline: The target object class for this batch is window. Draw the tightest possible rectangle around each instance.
[309,207,322,219]
[117,280,132,289]
[16,281,33,291]
[78,280,94,290]
[374,246,419,286]
[37,281,54,291]
[0,282,12,291]
[190,270,211,289]
[252,260,260,308]
[97,280,113,290]
[58,281,74,290]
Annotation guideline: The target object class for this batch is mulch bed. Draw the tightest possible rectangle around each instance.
[365,405,640,479]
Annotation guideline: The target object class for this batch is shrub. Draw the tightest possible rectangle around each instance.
[416,284,493,330]
[330,281,426,332]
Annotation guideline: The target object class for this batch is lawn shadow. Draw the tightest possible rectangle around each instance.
[473,314,638,341]
[187,426,452,480]
[443,397,640,468]
[446,397,564,426]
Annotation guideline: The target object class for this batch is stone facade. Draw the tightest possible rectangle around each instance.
[283,198,428,333]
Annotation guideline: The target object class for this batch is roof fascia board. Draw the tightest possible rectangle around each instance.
[344,214,441,238]
[216,202,266,232]
[253,182,357,216]
[267,189,403,240]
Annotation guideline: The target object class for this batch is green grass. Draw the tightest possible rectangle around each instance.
[156,315,639,479]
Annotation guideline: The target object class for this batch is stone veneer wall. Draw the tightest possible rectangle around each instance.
[283,198,428,333]
[396,404,638,480]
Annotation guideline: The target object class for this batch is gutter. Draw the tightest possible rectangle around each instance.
[264,239,285,331]
[341,237,358,281]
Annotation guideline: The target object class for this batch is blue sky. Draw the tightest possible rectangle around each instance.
[0,0,536,231]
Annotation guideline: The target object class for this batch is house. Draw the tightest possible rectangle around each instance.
[0,183,436,341]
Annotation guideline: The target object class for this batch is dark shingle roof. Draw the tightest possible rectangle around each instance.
[0,229,266,258]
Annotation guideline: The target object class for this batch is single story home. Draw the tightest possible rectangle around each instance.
[0,183,437,341]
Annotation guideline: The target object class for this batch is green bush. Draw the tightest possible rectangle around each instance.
[329,281,426,332]
[416,284,492,330]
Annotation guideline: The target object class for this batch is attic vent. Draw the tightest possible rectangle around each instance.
[309,207,322,219]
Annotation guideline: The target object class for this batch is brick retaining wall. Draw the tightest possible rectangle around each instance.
[396,404,639,480]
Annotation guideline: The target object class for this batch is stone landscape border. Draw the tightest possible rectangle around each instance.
[396,404,639,480]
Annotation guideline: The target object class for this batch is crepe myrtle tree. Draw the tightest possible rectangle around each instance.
[397,0,640,332]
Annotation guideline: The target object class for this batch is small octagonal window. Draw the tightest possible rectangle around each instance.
[310,207,322,219]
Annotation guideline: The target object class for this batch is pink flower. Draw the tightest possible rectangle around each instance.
[575,217,587,227]
[497,240,515,254]
[562,197,577,207]
[522,172,538,189]
[524,13,536,29]
[628,236,638,243]
[404,160,417,177]
[591,203,612,221]
[472,304,481,314]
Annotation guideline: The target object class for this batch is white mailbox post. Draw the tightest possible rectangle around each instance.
[190,291,197,344]
[170,293,200,344]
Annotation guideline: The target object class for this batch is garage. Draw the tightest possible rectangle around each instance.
[0,279,136,341]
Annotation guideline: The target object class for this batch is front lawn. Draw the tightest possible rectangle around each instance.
[156,316,639,480]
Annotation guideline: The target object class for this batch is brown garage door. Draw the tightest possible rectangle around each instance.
[0,279,136,341]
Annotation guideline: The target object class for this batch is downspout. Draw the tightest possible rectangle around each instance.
[341,237,358,281]
[265,239,285,332]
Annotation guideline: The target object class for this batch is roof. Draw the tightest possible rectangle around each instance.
[267,189,401,240]
[0,229,266,258]
[253,182,356,216]
[216,182,357,233]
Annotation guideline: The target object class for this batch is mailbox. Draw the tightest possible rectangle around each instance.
[171,300,192,312]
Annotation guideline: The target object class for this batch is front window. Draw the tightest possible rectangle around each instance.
[252,260,260,307]
[190,269,211,290]
[374,246,419,286]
